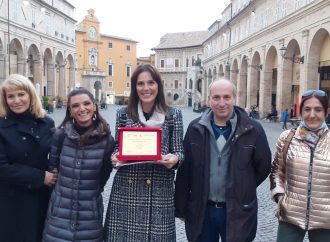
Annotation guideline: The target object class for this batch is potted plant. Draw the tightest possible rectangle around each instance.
[55,96,63,109]
[42,96,49,110]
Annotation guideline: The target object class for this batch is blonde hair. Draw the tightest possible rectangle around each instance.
[0,74,46,118]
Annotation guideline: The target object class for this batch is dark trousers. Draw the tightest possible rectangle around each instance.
[277,221,330,242]
[282,120,287,129]
[198,206,226,242]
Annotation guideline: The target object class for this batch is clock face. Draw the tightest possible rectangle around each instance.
[88,26,96,39]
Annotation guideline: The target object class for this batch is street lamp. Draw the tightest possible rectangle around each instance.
[280,44,304,64]
[244,56,263,71]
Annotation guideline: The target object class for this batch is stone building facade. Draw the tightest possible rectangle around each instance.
[153,31,208,106]
[203,0,330,118]
[75,9,137,105]
[0,0,76,100]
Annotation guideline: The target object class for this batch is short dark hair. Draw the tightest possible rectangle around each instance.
[127,64,168,121]
[300,90,328,117]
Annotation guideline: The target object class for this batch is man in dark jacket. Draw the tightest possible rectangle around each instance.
[175,78,271,242]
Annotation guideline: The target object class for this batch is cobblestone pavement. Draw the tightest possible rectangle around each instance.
[49,105,308,242]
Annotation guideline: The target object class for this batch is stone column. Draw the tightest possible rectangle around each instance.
[47,64,55,97]
[33,60,42,86]
[0,53,6,81]
[237,71,247,108]
[17,58,25,75]
[247,67,259,109]
[260,69,273,118]
[69,67,75,92]
[277,58,292,116]
[58,65,66,99]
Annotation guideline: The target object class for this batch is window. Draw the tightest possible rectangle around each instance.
[109,81,113,88]
[175,80,179,89]
[108,64,113,76]
[192,56,195,66]
[126,66,131,77]
[126,82,130,88]
[186,58,189,67]
[108,42,113,48]
[160,59,165,68]
[175,59,179,68]
[126,45,130,51]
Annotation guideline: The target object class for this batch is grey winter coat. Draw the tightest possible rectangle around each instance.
[43,121,114,242]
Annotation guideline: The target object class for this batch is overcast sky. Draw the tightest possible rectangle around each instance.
[67,0,230,57]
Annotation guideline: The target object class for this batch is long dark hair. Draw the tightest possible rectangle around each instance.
[59,88,110,143]
[127,64,168,121]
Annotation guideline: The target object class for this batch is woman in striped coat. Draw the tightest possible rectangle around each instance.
[104,64,184,242]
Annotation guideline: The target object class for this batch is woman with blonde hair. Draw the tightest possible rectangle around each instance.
[0,74,57,242]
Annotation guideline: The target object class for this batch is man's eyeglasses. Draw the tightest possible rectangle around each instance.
[302,90,326,97]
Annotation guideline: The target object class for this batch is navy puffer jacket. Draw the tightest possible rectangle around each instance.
[43,121,114,242]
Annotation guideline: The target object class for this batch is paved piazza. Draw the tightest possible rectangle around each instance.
[49,105,308,242]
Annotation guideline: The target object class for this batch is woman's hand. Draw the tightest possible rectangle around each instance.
[156,154,179,169]
[44,170,58,187]
[111,152,121,168]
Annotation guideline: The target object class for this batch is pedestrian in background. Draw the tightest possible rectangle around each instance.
[0,74,56,242]
[175,78,271,242]
[104,64,184,242]
[42,88,114,242]
[281,108,289,130]
[270,90,330,242]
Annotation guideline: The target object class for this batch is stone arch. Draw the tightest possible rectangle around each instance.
[213,66,217,80]
[231,59,239,87]
[308,28,330,106]
[44,48,54,97]
[66,54,75,93]
[247,51,261,109]
[55,51,65,99]
[0,38,3,51]
[281,39,302,117]
[27,44,41,87]
[237,56,248,107]
[225,61,230,80]
[9,38,24,75]
[262,46,279,117]
[94,80,102,102]
[173,93,179,101]
[0,38,5,81]
[219,64,224,77]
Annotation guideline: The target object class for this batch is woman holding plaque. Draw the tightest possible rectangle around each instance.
[104,64,184,242]
[42,88,114,242]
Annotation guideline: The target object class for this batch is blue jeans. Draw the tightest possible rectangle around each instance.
[198,206,226,242]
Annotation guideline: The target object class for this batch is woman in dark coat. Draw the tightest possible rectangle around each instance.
[0,74,57,242]
[104,64,184,242]
[42,88,114,242]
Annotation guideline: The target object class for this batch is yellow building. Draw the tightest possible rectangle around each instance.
[75,9,137,104]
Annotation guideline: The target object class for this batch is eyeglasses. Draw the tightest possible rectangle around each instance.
[302,90,326,97]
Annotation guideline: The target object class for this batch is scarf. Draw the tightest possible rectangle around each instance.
[137,102,165,127]
[299,120,327,149]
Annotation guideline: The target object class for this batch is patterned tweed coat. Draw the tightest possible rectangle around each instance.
[104,106,184,242]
